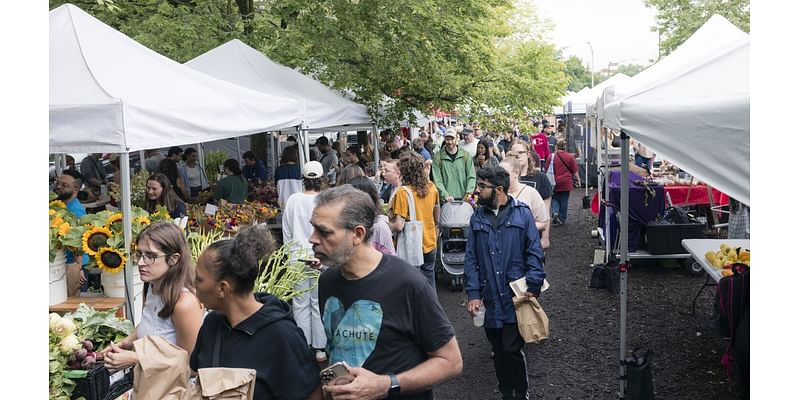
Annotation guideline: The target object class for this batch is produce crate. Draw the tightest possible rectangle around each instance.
[72,363,133,400]
[643,222,705,255]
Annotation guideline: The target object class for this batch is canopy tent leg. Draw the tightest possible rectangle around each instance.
[236,137,243,164]
[54,154,64,177]
[304,129,311,165]
[603,128,611,264]
[618,131,630,399]
[120,152,136,324]
[372,123,380,180]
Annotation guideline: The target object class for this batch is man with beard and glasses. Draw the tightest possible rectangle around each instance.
[54,170,89,294]
[464,166,546,400]
[308,185,462,400]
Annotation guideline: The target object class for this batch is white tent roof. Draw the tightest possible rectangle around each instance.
[49,4,303,153]
[563,74,631,115]
[597,14,748,120]
[186,39,372,132]
[604,32,750,205]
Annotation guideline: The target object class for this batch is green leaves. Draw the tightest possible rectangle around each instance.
[645,0,749,57]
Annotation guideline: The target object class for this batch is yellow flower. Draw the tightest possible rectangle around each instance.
[51,215,65,228]
[50,200,66,209]
[106,213,123,226]
[95,247,126,274]
[134,216,150,226]
[82,226,113,256]
[49,209,56,216]
[58,222,71,236]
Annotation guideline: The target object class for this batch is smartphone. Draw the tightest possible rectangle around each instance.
[320,361,354,386]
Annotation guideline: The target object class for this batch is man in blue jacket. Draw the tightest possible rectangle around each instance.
[464,166,546,400]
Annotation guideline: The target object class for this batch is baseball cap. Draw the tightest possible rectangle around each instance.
[302,161,324,179]
[542,119,551,127]
[315,136,329,146]
[444,128,458,138]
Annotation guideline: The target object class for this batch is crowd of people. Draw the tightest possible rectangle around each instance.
[50,117,587,399]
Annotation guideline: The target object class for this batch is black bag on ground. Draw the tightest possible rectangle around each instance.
[588,261,619,294]
[589,264,607,289]
[626,348,655,400]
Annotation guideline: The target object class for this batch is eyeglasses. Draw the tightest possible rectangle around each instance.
[476,182,496,190]
[133,251,169,265]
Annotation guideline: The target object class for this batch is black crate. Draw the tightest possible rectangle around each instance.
[72,363,133,400]
[644,222,706,255]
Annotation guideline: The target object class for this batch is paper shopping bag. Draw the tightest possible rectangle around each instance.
[189,368,257,400]
[512,296,549,344]
[133,336,191,400]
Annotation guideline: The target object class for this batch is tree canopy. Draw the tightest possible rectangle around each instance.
[645,0,750,57]
[564,56,592,92]
[50,0,569,128]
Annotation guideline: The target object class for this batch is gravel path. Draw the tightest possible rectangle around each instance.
[432,187,744,399]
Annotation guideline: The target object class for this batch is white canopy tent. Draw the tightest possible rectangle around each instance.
[185,39,376,169]
[596,14,748,122]
[50,4,304,322]
[597,15,749,398]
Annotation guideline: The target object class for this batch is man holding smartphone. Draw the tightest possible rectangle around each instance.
[309,185,463,399]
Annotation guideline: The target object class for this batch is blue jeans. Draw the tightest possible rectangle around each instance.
[420,251,436,294]
[634,154,652,171]
[551,191,570,222]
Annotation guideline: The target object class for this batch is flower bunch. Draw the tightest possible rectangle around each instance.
[49,193,85,263]
[187,201,279,235]
[79,207,152,273]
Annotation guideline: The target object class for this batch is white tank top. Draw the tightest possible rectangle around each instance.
[137,287,191,345]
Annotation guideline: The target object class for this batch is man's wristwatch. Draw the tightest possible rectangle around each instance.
[387,373,401,397]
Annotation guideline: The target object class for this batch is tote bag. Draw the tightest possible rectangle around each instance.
[395,186,425,266]
[545,154,556,186]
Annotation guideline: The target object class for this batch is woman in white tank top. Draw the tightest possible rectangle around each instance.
[100,222,205,372]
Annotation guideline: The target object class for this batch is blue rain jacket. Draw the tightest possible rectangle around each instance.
[464,197,546,329]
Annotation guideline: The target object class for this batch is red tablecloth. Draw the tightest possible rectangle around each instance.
[664,185,729,206]
[590,184,729,215]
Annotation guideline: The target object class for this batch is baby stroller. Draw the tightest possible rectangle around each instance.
[436,200,474,292]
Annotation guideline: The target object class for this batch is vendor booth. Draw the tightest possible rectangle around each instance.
[50,4,304,323]
[597,14,750,398]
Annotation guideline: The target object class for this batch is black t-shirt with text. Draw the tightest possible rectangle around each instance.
[319,255,455,400]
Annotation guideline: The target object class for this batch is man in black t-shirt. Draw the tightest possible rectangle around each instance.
[309,185,463,400]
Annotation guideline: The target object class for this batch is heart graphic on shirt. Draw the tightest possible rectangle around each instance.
[322,297,383,368]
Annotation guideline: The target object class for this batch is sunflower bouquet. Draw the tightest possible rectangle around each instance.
[78,207,154,274]
[49,194,86,263]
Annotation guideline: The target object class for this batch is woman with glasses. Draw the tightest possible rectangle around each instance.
[508,141,553,249]
[100,222,205,372]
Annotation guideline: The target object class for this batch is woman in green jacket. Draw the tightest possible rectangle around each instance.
[214,159,248,205]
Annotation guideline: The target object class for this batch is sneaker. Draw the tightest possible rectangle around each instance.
[315,349,328,362]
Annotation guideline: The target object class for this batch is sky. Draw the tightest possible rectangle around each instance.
[533,0,660,72]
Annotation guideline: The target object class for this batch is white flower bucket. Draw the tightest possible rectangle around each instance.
[101,270,144,320]
[49,251,68,306]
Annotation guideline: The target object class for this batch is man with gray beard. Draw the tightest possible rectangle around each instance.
[309,185,462,400]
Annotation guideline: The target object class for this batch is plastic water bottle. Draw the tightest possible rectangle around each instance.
[473,305,485,327]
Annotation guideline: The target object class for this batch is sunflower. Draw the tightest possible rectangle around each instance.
[49,200,66,209]
[134,215,150,226]
[51,215,65,228]
[58,222,71,236]
[106,213,123,226]
[82,226,113,256]
[95,247,126,274]
[49,209,56,216]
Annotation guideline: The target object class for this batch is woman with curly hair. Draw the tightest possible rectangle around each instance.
[388,152,440,290]
[192,224,323,400]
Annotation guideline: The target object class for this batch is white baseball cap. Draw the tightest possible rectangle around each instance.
[302,161,324,179]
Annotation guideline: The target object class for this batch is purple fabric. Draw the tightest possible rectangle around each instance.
[599,170,665,253]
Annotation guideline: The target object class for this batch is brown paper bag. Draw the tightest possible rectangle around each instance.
[133,336,191,400]
[188,368,257,400]
[512,296,549,344]
[131,335,257,400]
